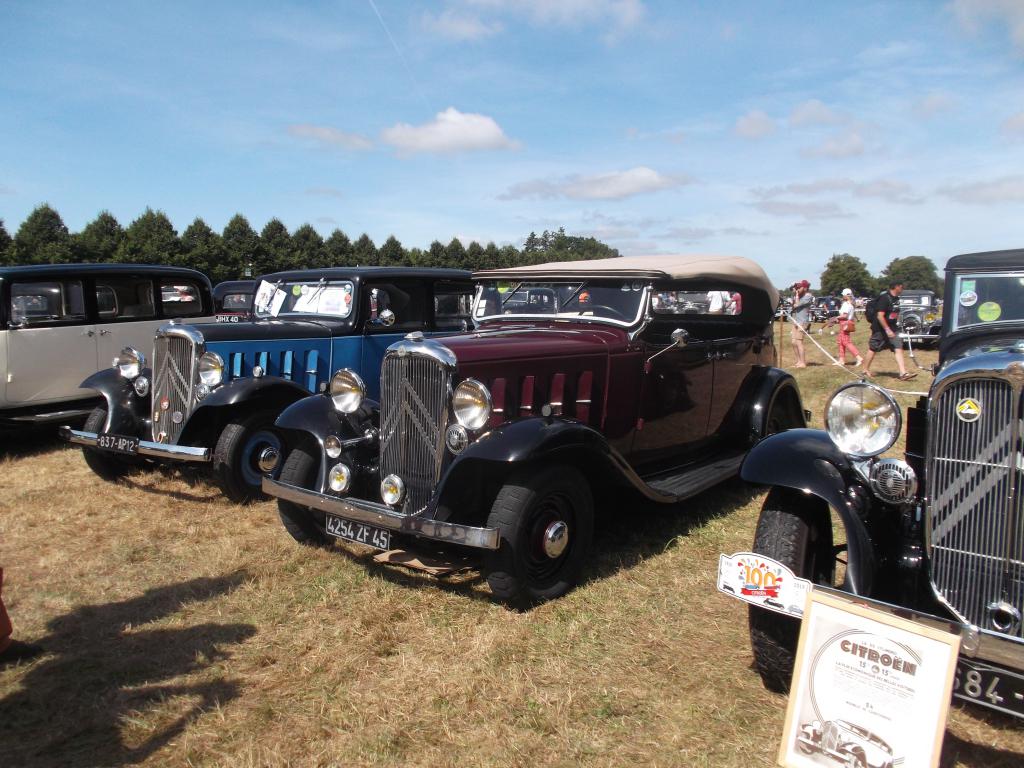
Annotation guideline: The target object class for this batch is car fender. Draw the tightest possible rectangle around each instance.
[745,367,807,442]
[177,376,312,444]
[80,367,151,435]
[741,428,875,596]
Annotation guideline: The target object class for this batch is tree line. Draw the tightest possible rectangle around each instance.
[808,252,944,297]
[0,205,619,284]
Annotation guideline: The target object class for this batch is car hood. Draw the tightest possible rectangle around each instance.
[934,337,1024,387]
[436,322,630,365]
[184,318,341,342]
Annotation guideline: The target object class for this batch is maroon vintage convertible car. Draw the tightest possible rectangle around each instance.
[262,254,807,603]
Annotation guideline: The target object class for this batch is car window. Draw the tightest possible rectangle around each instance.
[474,280,645,325]
[365,283,427,332]
[653,288,743,316]
[952,272,1024,331]
[10,280,87,325]
[160,279,205,318]
[254,279,355,319]
[95,277,156,321]
[434,285,473,330]
[222,292,251,311]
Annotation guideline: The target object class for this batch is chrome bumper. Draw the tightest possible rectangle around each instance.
[263,477,500,550]
[60,427,211,463]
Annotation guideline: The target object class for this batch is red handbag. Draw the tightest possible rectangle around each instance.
[840,319,856,333]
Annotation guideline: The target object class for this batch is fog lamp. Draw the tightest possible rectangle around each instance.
[328,463,352,493]
[324,435,343,459]
[381,474,405,506]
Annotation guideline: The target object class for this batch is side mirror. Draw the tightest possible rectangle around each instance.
[670,328,689,348]
[8,319,26,330]
[377,309,395,327]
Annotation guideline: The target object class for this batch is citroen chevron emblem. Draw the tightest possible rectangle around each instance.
[955,397,981,423]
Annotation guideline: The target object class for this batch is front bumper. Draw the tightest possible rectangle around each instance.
[263,477,500,550]
[60,427,211,463]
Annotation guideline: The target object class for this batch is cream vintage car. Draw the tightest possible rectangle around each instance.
[0,263,213,429]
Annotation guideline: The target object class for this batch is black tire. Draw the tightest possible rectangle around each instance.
[748,488,835,693]
[483,465,594,605]
[276,440,330,546]
[81,407,135,482]
[212,409,285,503]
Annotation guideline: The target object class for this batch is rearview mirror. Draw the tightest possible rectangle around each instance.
[377,309,395,327]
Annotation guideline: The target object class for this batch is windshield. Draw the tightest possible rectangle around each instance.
[253,279,354,319]
[952,272,1024,332]
[473,280,646,325]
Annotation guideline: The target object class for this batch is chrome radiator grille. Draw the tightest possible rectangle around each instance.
[926,377,1023,638]
[151,332,198,444]
[379,350,451,514]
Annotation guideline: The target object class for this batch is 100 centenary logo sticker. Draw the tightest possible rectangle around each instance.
[717,552,812,617]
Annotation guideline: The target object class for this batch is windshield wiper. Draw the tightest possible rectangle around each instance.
[500,282,525,308]
[560,282,588,313]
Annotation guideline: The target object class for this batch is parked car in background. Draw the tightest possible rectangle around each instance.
[264,254,807,603]
[213,279,255,322]
[896,288,940,347]
[63,267,473,502]
[738,248,1024,720]
[1,264,212,430]
[809,294,840,324]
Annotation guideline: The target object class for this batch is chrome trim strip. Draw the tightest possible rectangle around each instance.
[60,427,211,462]
[263,477,500,550]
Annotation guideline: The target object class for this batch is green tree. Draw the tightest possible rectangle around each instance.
[523,231,540,253]
[482,241,501,269]
[74,211,125,263]
[353,233,377,265]
[0,219,12,265]
[259,218,292,275]
[427,240,447,267]
[446,238,467,269]
[500,244,522,267]
[180,218,226,279]
[378,235,405,266]
[324,229,355,266]
[13,204,73,264]
[221,214,260,282]
[291,224,324,270]
[465,241,485,271]
[879,256,942,294]
[819,253,874,296]
[115,208,179,265]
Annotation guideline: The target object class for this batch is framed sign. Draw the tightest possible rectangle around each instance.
[779,589,960,768]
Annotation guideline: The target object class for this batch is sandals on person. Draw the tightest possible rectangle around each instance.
[897,372,917,381]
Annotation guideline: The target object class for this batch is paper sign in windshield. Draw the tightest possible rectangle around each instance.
[717,552,812,617]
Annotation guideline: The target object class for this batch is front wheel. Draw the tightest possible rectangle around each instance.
[748,487,836,692]
[483,465,594,605]
[213,409,285,503]
[81,407,138,482]
[276,440,330,546]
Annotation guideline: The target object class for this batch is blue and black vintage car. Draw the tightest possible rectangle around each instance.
[62,267,473,502]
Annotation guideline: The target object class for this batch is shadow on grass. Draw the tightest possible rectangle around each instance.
[0,573,255,767]
[940,705,1024,767]
[0,427,71,461]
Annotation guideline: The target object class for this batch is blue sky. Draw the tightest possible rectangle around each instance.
[2,0,1023,285]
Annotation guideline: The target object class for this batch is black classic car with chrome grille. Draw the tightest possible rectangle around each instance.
[61,267,472,502]
[739,248,1024,719]
[263,254,807,603]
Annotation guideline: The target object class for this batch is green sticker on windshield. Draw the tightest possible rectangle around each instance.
[961,279,975,292]
[977,301,1001,322]
[292,285,303,296]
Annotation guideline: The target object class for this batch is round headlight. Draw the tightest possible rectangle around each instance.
[453,379,492,430]
[330,369,366,414]
[198,351,225,387]
[328,463,352,493]
[825,382,902,458]
[381,474,405,506]
[113,347,145,380]
[324,435,343,459]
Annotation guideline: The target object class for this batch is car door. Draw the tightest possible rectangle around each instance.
[93,274,162,366]
[5,278,98,405]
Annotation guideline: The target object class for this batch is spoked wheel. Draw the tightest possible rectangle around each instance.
[213,409,285,503]
[276,440,330,546]
[748,487,842,692]
[484,465,594,605]
[81,407,141,482]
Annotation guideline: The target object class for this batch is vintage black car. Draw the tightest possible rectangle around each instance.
[741,248,1024,719]
[1,264,213,430]
[213,279,256,322]
[262,255,807,603]
[896,288,941,347]
[62,267,473,502]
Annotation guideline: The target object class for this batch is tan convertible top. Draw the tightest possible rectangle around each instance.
[475,254,778,307]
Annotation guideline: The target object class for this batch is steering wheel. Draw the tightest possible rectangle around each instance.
[583,305,628,321]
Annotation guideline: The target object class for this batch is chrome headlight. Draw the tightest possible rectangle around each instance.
[328,463,352,493]
[825,382,902,458]
[330,369,365,414]
[453,378,492,430]
[198,351,225,387]
[381,474,405,506]
[113,347,145,380]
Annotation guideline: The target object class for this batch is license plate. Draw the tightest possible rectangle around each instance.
[325,515,391,551]
[953,657,1024,718]
[96,433,139,455]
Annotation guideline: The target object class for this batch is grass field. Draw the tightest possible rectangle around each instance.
[1,322,1021,767]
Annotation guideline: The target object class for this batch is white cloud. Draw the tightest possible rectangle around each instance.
[789,99,841,126]
[914,91,955,118]
[754,178,922,205]
[315,216,339,225]
[753,200,854,221]
[735,109,775,139]
[305,187,345,198]
[502,166,688,200]
[1002,111,1024,138]
[857,40,919,66]
[288,124,373,151]
[381,107,518,154]
[806,130,866,158]
[952,0,1024,53]
[661,225,769,242]
[938,174,1024,203]
[423,9,503,40]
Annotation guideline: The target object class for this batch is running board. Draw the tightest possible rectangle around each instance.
[641,453,745,502]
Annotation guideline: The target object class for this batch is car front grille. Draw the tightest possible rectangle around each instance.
[151,329,199,444]
[379,344,452,515]
[926,376,1023,638]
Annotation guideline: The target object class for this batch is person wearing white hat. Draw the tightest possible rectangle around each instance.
[825,288,864,367]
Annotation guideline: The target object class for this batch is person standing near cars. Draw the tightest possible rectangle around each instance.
[789,279,814,368]
[862,281,916,381]
[824,288,864,367]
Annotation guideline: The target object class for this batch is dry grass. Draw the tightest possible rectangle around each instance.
[0,322,1020,767]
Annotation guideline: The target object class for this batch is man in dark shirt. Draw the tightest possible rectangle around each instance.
[863,281,916,380]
